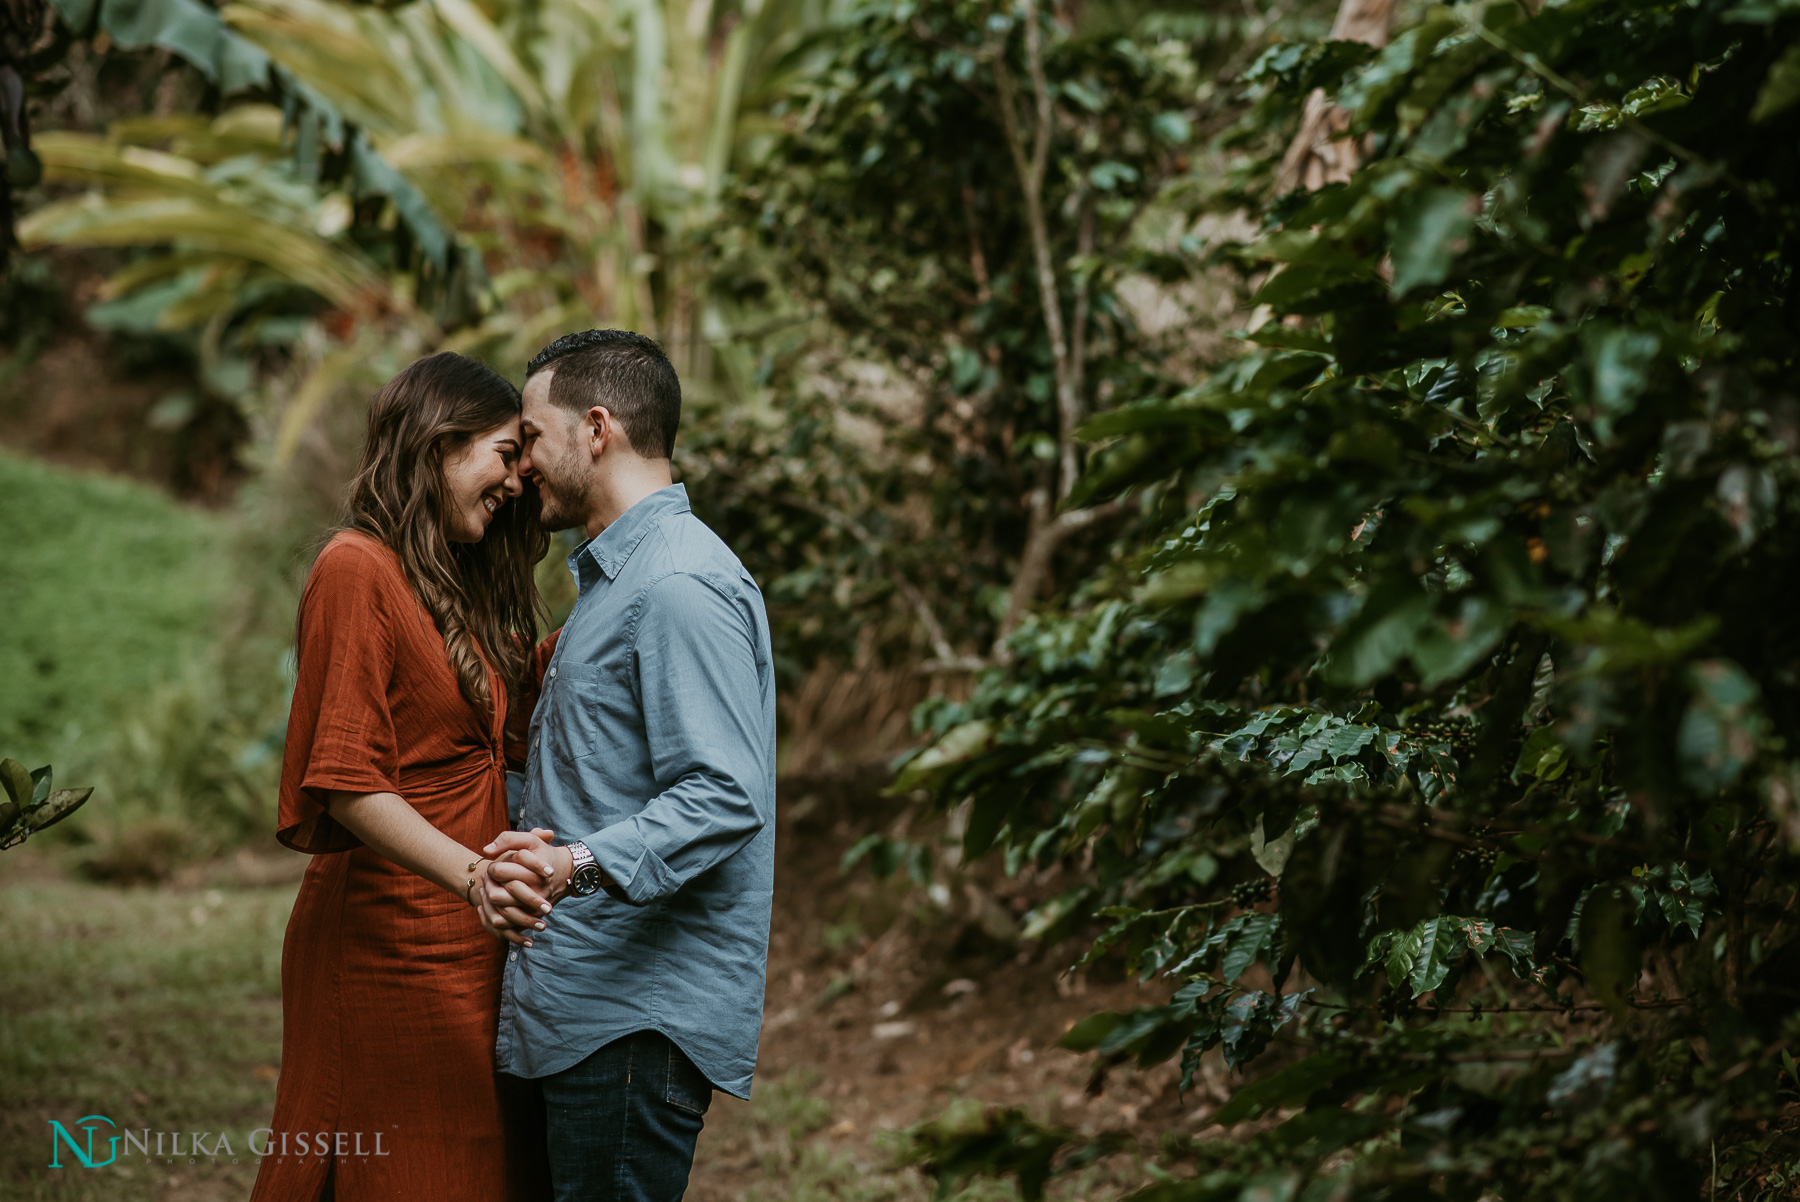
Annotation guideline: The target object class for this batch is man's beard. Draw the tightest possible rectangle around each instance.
[533,451,586,533]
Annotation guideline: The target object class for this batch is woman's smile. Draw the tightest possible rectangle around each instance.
[443,417,525,543]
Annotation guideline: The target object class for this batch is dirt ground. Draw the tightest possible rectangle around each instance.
[682,772,1203,1201]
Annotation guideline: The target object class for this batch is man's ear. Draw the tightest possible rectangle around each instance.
[585,406,611,458]
[588,405,631,459]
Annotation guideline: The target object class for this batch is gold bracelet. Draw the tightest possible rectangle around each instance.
[465,858,489,907]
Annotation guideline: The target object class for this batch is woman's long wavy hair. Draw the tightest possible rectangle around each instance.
[341,352,547,712]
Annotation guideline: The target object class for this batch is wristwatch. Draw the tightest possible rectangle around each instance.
[566,841,603,897]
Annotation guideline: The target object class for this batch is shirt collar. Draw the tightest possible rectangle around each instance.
[570,483,690,583]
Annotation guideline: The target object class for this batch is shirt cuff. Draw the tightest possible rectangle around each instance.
[580,825,680,905]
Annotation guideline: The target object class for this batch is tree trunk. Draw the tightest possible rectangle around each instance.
[1275,0,1396,193]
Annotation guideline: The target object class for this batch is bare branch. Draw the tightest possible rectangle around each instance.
[1020,0,1054,195]
[992,494,1134,659]
[982,7,1130,658]
[960,182,993,302]
[1069,192,1095,422]
[991,0,1084,501]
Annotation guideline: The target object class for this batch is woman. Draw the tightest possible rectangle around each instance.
[252,352,551,1201]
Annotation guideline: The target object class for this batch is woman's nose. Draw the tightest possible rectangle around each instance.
[503,466,524,497]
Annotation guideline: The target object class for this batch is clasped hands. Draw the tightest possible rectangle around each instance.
[470,827,575,948]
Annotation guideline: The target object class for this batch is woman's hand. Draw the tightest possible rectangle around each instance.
[473,882,540,947]
[472,828,559,945]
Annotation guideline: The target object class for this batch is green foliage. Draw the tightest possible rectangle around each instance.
[714,0,1314,665]
[0,447,235,757]
[677,383,921,676]
[22,0,842,475]
[38,0,460,276]
[888,0,1800,1196]
[0,758,91,850]
[0,448,285,870]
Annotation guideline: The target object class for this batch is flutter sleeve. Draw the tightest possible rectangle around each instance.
[275,537,403,853]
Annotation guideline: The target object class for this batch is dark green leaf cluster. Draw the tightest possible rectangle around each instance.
[896,0,1800,1196]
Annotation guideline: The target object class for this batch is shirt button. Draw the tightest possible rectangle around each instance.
[548,667,557,678]
[508,950,518,962]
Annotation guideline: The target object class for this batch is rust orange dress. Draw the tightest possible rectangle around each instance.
[251,531,535,1201]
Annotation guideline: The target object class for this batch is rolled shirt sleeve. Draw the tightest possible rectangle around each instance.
[580,571,768,904]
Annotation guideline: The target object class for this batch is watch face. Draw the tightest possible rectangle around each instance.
[570,864,603,896]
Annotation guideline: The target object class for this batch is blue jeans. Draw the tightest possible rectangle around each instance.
[504,1029,714,1202]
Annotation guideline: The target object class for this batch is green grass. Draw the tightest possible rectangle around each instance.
[0,876,292,1199]
[0,448,295,868]
[0,448,232,763]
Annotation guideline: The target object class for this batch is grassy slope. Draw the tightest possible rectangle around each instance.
[0,447,230,764]
[0,876,290,1200]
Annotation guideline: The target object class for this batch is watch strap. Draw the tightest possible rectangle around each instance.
[566,841,603,897]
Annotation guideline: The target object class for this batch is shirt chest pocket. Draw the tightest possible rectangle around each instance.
[540,660,614,766]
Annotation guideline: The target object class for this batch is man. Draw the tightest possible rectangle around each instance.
[475,329,776,1201]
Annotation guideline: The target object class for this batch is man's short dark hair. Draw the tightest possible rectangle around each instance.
[526,330,681,459]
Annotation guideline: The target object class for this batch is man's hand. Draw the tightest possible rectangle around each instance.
[473,827,557,946]
[485,828,576,900]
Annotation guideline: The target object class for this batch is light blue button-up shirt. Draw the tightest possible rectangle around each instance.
[496,484,776,1098]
